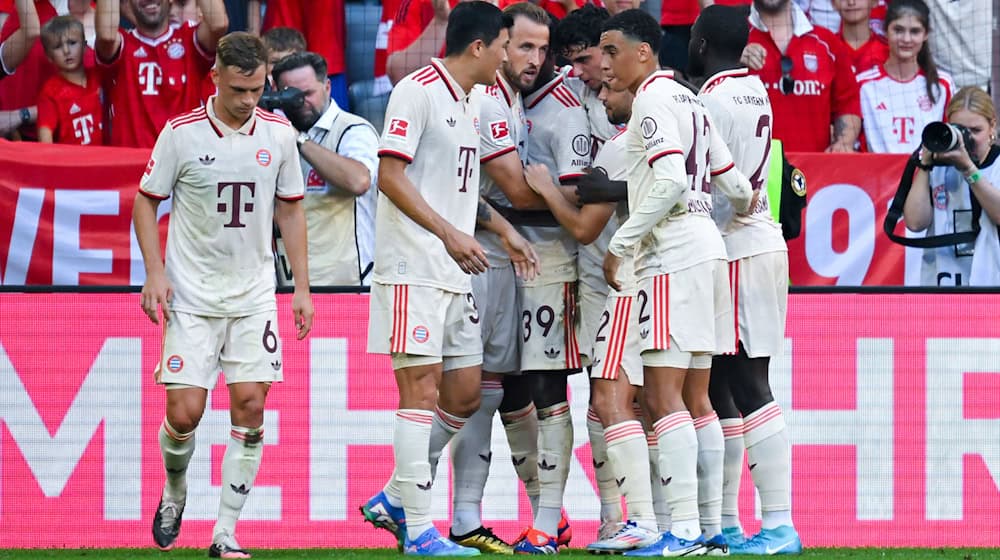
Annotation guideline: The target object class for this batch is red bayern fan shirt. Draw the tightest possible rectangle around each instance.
[37,66,105,145]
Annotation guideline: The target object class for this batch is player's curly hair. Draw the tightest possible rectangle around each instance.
[216,32,268,76]
[602,8,661,56]
[552,4,610,57]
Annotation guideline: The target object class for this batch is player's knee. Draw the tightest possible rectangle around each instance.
[165,413,200,434]
[529,373,569,409]
[231,395,266,427]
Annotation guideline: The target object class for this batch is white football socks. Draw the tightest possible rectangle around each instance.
[588,407,623,524]
[694,412,724,538]
[393,409,434,539]
[501,403,540,515]
[604,420,656,529]
[535,402,572,536]
[653,411,700,541]
[159,419,195,502]
[720,417,745,532]
[744,402,793,530]
[213,426,264,540]
[451,380,503,536]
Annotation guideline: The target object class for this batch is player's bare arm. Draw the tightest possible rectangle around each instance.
[483,149,548,209]
[133,193,173,325]
[378,155,489,274]
[299,140,372,196]
[523,162,616,244]
[194,0,230,53]
[0,0,41,72]
[827,114,861,153]
[476,197,540,280]
[94,0,122,62]
[274,198,314,339]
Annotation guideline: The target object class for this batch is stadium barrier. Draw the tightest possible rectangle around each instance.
[1,140,923,287]
[1,290,998,548]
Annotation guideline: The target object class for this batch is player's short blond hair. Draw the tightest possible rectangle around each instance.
[503,1,550,27]
[216,31,268,75]
[40,15,84,52]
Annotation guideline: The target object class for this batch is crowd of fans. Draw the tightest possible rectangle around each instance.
[0,0,996,287]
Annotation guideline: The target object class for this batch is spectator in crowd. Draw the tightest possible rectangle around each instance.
[793,0,839,32]
[0,0,40,80]
[742,0,862,152]
[259,0,347,110]
[224,0,258,33]
[904,87,1000,286]
[384,0,454,85]
[926,0,991,91]
[833,0,887,73]
[37,15,104,145]
[272,51,379,287]
[857,0,952,153]
[95,0,228,148]
[371,0,400,95]
[658,0,711,76]
[261,25,303,68]
[499,0,584,20]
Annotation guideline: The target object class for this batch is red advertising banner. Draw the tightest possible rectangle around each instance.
[1,292,998,549]
[2,141,923,287]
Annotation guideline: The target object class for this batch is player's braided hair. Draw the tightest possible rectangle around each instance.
[216,31,268,76]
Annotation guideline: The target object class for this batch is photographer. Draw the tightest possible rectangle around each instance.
[903,86,1000,286]
[272,51,379,286]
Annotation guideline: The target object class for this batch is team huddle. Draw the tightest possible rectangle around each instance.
[136,2,799,559]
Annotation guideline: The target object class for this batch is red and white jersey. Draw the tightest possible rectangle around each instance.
[748,3,860,152]
[591,129,636,295]
[699,68,785,260]
[564,73,623,159]
[622,70,730,278]
[99,22,214,149]
[857,65,954,154]
[36,68,105,146]
[375,59,482,292]
[477,71,527,264]
[139,101,304,317]
[839,31,888,74]
[522,72,591,284]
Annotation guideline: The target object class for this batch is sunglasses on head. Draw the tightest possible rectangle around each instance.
[780,55,794,95]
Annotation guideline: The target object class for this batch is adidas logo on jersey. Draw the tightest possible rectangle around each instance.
[134,46,148,58]
[876,102,888,111]
[271,360,281,371]
[545,347,561,359]
[199,154,216,165]
[69,103,81,115]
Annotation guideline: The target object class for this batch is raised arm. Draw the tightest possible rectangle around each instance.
[0,0,40,73]
[95,0,122,62]
[386,0,449,84]
[195,0,229,54]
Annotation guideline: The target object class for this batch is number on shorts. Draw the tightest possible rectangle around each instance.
[262,320,278,353]
[466,293,480,324]
[522,305,556,342]
[595,310,610,343]
[636,290,650,324]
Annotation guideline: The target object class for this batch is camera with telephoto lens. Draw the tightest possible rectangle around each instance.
[258,86,305,113]
[922,121,976,156]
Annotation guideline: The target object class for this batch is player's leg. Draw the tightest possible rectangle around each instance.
[209,310,287,559]
[728,252,800,555]
[498,374,540,514]
[152,311,221,551]
[449,267,516,553]
[682,362,726,551]
[709,354,747,546]
[586,398,623,536]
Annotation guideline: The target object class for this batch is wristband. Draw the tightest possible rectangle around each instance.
[915,158,933,171]
[963,169,981,185]
[18,107,30,125]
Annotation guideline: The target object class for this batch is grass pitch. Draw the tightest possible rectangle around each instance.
[0,549,995,559]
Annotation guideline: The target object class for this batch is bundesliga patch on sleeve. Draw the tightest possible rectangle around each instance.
[489,120,509,140]
[387,118,409,138]
[144,158,155,176]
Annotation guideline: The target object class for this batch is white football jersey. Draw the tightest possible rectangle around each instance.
[623,70,730,278]
[588,129,636,295]
[374,59,483,293]
[522,73,592,283]
[699,68,786,261]
[564,73,625,158]
[858,66,954,154]
[139,101,305,317]
[477,71,528,264]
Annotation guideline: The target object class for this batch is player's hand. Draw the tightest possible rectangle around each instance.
[740,43,766,71]
[443,227,490,274]
[738,190,760,217]
[523,163,554,195]
[291,288,314,340]
[576,166,620,204]
[501,229,540,281]
[140,271,173,325]
[603,251,623,292]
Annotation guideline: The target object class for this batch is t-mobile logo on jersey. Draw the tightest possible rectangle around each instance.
[217,182,256,228]
[138,62,163,95]
[457,146,476,193]
[72,114,95,145]
[892,116,916,145]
